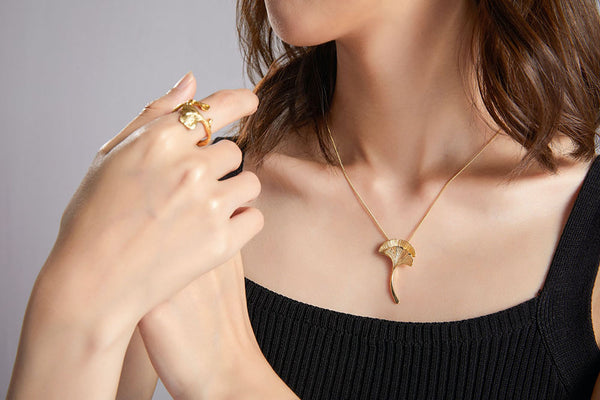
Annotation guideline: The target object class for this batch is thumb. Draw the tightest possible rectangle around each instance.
[99,71,197,155]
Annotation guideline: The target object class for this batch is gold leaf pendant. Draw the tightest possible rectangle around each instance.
[378,239,416,303]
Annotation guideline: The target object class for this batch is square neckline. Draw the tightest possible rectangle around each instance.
[244,153,600,331]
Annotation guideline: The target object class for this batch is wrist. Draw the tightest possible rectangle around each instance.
[32,253,140,351]
[8,275,137,399]
[178,345,298,400]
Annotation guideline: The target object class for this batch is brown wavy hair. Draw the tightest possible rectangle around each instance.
[234,0,600,176]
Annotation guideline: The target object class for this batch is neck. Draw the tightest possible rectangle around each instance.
[325,0,514,189]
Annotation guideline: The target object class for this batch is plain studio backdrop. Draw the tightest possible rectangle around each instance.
[2,1,600,399]
[0,1,246,397]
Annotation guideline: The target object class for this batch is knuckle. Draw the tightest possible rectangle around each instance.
[142,128,176,161]
[206,195,224,213]
[247,207,265,233]
[184,161,210,183]
[240,170,262,197]
[214,89,238,108]
[153,129,173,147]
[252,207,265,229]
[215,89,257,114]
[209,89,258,119]
[239,89,259,113]
[216,138,243,164]
[142,98,163,114]
[176,157,211,187]
[245,90,259,112]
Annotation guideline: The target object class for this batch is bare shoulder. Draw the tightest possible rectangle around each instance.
[239,129,333,198]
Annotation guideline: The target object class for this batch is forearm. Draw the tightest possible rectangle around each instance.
[213,358,300,400]
[116,326,158,400]
[136,254,299,400]
[8,258,138,400]
[177,347,300,400]
[591,372,600,400]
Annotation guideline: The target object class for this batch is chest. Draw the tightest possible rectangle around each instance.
[240,159,590,323]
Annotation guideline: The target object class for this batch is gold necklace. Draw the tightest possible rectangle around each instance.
[325,119,500,304]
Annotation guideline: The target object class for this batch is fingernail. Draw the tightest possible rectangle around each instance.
[173,71,193,90]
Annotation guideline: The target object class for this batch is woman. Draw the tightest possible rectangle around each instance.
[8,0,600,399]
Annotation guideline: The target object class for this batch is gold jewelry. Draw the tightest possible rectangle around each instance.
[325,118,500,304]
[173,100,213,146]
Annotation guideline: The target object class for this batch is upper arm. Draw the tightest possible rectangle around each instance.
[591,263,600,399]
[591,262,600,350]
[591,373,600,400]
[116,326,158,400]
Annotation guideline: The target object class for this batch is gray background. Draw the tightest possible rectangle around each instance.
[0,1,247,397]
[2,1,600,399]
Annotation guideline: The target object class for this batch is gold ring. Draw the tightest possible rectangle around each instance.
[173,100,213,146]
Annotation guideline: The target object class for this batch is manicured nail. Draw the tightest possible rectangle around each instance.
[173,71,193,90]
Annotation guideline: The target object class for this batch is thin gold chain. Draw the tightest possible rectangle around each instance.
[324,119,500,242]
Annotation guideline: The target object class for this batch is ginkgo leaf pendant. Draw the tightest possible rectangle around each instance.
[378,239,416,303]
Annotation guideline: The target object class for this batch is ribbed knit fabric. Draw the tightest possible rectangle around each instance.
[214,136,600,399]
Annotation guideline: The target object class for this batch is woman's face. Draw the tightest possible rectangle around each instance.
[264,0,385,46]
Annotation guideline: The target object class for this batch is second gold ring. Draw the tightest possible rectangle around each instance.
[173,100,213,146]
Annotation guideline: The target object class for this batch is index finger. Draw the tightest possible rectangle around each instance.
[167,88,259,147]
[99,72,197,155]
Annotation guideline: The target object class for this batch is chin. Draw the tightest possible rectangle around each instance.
[264,0,346,47]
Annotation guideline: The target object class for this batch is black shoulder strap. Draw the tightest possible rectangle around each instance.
[537,154,600,393]
[212,135,244,181]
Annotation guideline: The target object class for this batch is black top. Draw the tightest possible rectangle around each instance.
[214,135,600,399]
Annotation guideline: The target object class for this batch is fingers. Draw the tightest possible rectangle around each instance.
[228,206,265,250]
[133,90,256,179]
[158,88,259,148]
[199,138,245,182]
[173,141,257,214]
[99,71,197,155]
[182,89,258,147]
[100,79,258,166]
[162,133,243,185]
[217,169,262,217]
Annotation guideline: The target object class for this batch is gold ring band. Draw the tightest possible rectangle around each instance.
[173,100,213,146]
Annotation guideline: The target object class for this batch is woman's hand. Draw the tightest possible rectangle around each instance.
[7,72,264,400]
[138,250,300,400]
[41,72,263,335]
